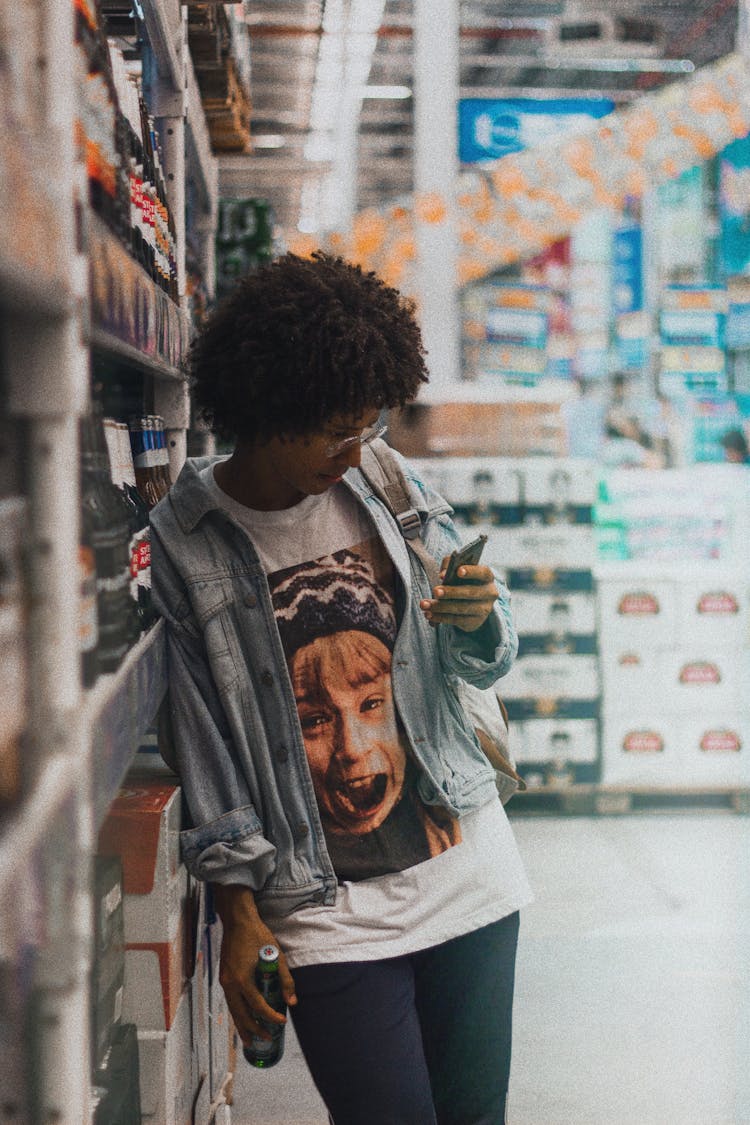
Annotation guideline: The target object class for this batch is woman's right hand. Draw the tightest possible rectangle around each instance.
[211,883,297,1048]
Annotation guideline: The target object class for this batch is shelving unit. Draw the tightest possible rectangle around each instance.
[0,1,219,1120]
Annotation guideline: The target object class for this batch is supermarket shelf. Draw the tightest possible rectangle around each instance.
[86,620,168,830]
[87,214,191,377]
[0,753,82,902]
[89,328,187,381]
[186,50,219,213]
[507,783,750,817]
[141,0,183,90]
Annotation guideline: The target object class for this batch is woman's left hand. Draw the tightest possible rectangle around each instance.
[420,562,499,633]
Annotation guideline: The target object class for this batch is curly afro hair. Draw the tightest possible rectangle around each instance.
[190,252,429,444]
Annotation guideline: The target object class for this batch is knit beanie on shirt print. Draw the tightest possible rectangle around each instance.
[271,549,397,658]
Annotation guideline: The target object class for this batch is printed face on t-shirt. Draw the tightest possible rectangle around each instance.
[289,629,406,835]
[269,539,462,881]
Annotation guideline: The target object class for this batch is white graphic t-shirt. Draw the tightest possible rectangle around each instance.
[203,463,532,966]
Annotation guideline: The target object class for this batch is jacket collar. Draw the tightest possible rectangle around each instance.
[167,456,228,534]
[166,454,432,536]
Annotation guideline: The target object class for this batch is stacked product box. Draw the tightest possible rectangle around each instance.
[388,389,571,459]
[97,779,227,1124]
[598,562,750,789]
[410,455,601,788]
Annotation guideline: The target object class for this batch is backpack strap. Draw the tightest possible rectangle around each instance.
[359,441,440,585]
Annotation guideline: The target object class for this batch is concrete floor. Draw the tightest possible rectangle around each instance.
[231,814,750,1125]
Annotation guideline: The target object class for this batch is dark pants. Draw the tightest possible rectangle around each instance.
[290,912,520,1125]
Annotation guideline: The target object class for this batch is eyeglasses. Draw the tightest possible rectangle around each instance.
[324,421,388,458]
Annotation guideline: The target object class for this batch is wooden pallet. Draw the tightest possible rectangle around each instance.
[507,784,750,816]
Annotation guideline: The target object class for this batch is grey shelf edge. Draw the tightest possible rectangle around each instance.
[87,619,168,831]
[141,0,182,89]
[0,753,83,903]
[89,327,189,381]
[0,255,74,319]
[186,50,218,212]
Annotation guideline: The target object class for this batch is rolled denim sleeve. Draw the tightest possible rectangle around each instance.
[153,536,277,888]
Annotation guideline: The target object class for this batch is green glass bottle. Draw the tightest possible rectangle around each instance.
[243,945,286,1069]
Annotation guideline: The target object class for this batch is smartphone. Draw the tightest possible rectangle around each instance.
[442,534,488,585]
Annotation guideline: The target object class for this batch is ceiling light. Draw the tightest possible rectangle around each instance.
[542,56,694,73]
[252,135,287,149]
[361,85,412,99]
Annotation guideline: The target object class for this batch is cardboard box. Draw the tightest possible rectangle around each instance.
[600,649,663,713]
[137,988,196,1125]
[93,1022,141,1125]
[660,649,746,713]
[91,856,126,1067]
[678,713,750,786]
[521,457,598,508]
[500,654,600,702]
[409,456,523,508]
[388,399,567,459]
[512,590,597,638]
[676,579,750,648]
[98,783,184,941]
[504,567,594,593]
[98,783,192,1032]
[597,578,678,648]
[514,718,599,764]
[207,918,233,1102]
[601,711,682,786]
[486,524,595,569]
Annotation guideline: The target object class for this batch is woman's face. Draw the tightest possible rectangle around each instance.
[290,630,406,834]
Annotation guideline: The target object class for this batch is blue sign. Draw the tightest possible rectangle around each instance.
[612,225,643,315]
[458,97,615,164]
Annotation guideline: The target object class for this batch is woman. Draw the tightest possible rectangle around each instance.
[151,251,532,1124]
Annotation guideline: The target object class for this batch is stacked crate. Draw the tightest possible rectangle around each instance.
[97,776,235,1123]
[598,563,750,789]
[411,455,601,789]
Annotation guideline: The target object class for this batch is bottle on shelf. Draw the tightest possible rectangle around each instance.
[0,499,28,807]
[103,418,154,635]
[118,420,156,629]
[80,413,133,674]
[78,505,99,689]
[128,416,169,510]
[149,415,173,493]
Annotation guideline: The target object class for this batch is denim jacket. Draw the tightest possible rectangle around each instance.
[150,452,518,915]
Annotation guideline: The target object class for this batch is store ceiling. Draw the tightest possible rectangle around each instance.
[222,0,740,236]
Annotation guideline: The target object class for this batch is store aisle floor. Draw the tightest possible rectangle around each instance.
[230,814,749,1125]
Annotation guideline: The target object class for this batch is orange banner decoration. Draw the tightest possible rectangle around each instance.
[319,53,750,288]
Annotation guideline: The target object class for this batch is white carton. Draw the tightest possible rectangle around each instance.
[520,457,598,507]
[601,711,682,786]
[600,648,663,713]
[514,718,599,764]
[678,713,750,786]
[485,524,595,569]
[660,649,745,713]
[500,654,600,701]
[597,578,678,648]
[511,591,597,636]
[676,579,750,648]
[414,456,524,508]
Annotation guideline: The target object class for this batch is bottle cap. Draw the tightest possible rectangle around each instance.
[258,944,279,966]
